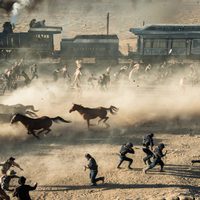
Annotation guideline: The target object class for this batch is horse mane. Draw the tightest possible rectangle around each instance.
[14,113,32,119]
[75,104,85,109]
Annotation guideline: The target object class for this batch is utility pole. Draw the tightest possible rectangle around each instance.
[107,12,110,35]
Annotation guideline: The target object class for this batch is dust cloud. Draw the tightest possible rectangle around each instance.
[0,66,199,141]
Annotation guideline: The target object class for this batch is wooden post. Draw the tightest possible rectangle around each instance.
[107,12,110,35]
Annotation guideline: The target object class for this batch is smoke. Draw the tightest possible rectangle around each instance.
[8,0,44,24]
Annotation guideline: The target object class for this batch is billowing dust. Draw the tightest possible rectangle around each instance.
[0,71,199,141]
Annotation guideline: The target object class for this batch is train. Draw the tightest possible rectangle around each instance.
[129,24,200,63]
[1,21,200,64]
[0,21,120,65]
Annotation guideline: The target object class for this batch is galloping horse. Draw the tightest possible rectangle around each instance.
[11,113,71,139]
[69,104,118,128]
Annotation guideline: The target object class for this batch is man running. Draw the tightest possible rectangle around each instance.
[84,154,104,186]
[142,133,154,165]
[0,157,23,175]
[13,176,37,200]
[144,143,167,173]
[117,142,135,169]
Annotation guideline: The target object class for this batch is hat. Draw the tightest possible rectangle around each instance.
[18,176,26,185]
[126,142,133,148]
[149,133,154,137]
[85,153,91,159]
[159,143,165,149]
[8,170,16,176]
[9,157,15,161]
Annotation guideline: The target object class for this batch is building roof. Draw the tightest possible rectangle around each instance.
[28,26,62,34]
[130,24,200,36]
[62,34,118,41]
[62,34,119,44]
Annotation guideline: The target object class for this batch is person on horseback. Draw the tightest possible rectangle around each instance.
[117,143,135,170]
[0,157,23,175]
[84,154,104,186]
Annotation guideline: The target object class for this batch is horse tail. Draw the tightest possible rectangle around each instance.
[51,116,72,123]
[108,106,119,115]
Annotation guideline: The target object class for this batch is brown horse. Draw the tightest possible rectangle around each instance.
[69,104,118,128]
[11,113,71,139]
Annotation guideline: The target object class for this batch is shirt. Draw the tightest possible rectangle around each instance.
[154,147,165,159]
[143,135,154,148]
[0,161,12,173]
[88,158,98,171]
[120,145,135,156]
[1,175,18,191]
[13,184,37,200]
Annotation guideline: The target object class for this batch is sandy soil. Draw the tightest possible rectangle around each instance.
[0,1,199,199]
[0,127,199,200]
[0,81,198,200]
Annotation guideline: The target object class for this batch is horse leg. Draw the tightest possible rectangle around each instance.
[87,119,90,129]
[103,117,110,128]
[98,118,103,125]
[37,129,46,135]
[31,131,40,140]
[44,128,51,135]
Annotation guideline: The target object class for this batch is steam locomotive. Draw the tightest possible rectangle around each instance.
[0,21,119,64]
[1,21,200,64]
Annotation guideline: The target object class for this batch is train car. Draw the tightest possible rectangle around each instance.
[0,22,62,58]
[60,34,119,64]
[129,24,200,63]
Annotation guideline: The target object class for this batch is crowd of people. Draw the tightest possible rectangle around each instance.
[51,59,200,92]
[0,133,168,199]
[0,59,39,95]
[0,58,199,95]
[0,157,37,200]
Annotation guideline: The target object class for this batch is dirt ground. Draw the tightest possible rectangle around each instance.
[0,1,199,199]
[0,126,199,200]
[0,82,199,200]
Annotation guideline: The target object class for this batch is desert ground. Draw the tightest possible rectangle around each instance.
[0,0,199,199]
[0,80,198,200]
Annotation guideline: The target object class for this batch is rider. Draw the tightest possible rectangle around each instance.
[117,143,135,169]
[0,157,23,175]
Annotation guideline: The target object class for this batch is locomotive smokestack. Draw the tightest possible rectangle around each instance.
[107,12,110,35]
